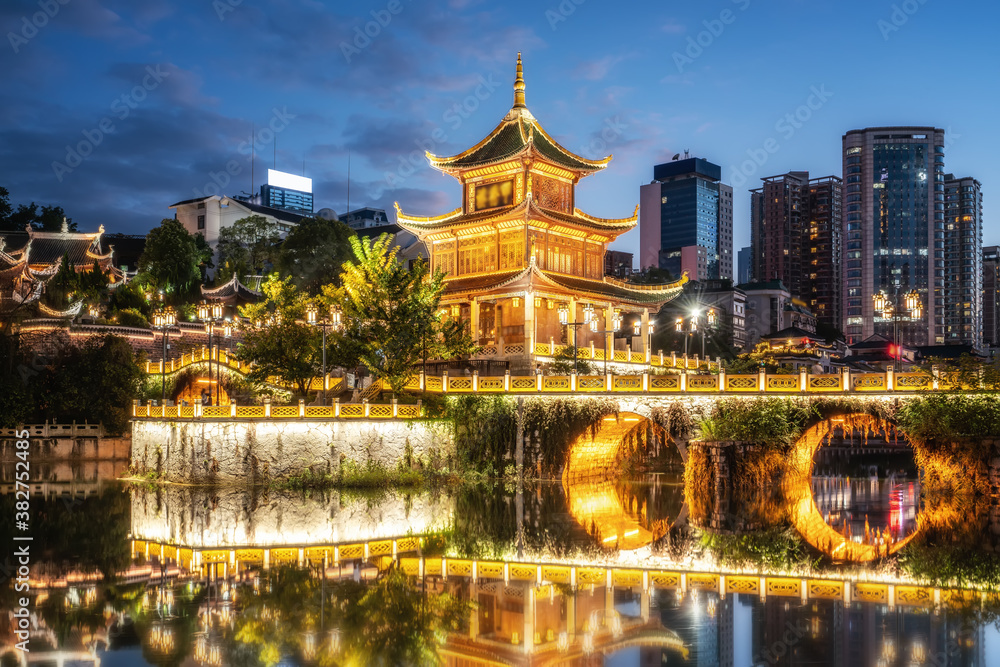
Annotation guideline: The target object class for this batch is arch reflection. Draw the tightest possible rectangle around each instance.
[787,415,923,562]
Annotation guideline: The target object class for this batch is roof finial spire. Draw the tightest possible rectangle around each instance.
[513,52,526,109]
[60,216,68,234]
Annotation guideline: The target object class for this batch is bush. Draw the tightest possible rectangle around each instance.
[115,307,149,329]
[896,394,1000,442]
[698,397,814,445]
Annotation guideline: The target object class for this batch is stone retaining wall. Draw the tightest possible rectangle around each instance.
[131,419,454,483]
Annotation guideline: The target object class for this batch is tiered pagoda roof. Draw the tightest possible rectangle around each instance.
[396,54,686,309]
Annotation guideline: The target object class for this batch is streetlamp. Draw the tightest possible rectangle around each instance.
[305,302,343,404]
[588,308,621,375]
[872,288,922,362]
[631,318,655,358]
[151,307,176,404]
[557,303,597,374]
[675,311,705,358]
[198,302,225,406]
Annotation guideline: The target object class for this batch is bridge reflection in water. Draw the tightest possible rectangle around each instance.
[4,477,995,667]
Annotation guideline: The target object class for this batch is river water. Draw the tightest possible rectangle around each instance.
[1,455,998,666]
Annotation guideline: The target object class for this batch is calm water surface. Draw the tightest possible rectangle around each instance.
[1,457,998,666]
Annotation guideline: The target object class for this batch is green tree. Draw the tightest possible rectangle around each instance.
[236,275,321,396]
[216,214,280,283]
[43,253,80,309]
[548,346,595,375]
[275,216,356,295]
[323,234,476,396]
[0,186,11,225]
[3,202,74,231]
[36,334,146,434]
[137,218,203,300]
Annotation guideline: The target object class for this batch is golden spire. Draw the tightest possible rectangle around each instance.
[513,52,526,108]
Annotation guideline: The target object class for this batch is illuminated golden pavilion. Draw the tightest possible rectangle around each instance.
[396,54,687,369]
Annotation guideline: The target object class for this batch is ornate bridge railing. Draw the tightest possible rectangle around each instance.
[132,368,975,422]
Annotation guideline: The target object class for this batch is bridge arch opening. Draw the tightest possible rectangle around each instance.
[786,414,923,562]
[562,412,688,550]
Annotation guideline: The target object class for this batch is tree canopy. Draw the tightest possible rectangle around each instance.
[215,214,280,283]
[0,187,74,232]
[323,234,476,396]
[275,215,356,295]
[137,218,203,300]
[236,275,322,396]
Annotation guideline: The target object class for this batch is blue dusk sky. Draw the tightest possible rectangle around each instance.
[1,0,997,259]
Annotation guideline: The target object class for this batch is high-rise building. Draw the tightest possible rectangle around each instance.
[737,246,752,284]
[749,171,842,328]
[943,175,982,347]
[984,246,1000,347]
[841,127,946,346]
[639,157,733,280]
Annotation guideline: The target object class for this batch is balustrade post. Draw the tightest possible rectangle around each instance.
[570,371,577,392]
[606,372,613,392]
[799,367,808,393]
[536,373,543,392]
[298,399,305,418]
[931,364,939,391]
[419,371,425,392]
[758,368,766,392]
[549,337,554,355]
[132,399,139,417]
[392,398,398,418]
[886,364,895,392]
[363,399,370,418]
[842,367,851,392]
[145,361,150,373]
[472,370,479,392]
[194,401,202,418]
[679,372,687,392]
[590,341,596,359]
[670,351,676,368]
[504,370,510,392]
[264,397,271,418]
[693,354,699,370]
[642,371,649,392]
[682,353,688,370]
[719,368,726,392]
[333,398,339,418]
[442,371,449,393]
[659,350,664,366]
[231,401,237,418]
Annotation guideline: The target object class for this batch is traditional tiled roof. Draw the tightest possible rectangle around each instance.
[396,197,637,238]
[17,225,113,268]
[440,260,687,308]
[200,274,263,305]
[427,55,611,176]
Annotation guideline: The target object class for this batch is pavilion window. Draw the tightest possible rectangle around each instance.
[434,240,455,276]
[458,236,497,275]
[499,230,524,270]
